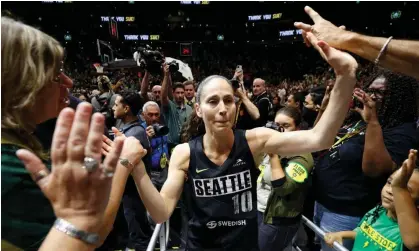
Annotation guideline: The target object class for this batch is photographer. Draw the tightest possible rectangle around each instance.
[91,75,117,129]
[233,70,262,130]
[161,64,192,147]
[258,107,314,251]
[141,101,170,190]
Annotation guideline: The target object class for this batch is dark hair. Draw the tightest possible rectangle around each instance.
[276,106,302,127]
[366,68,418,128]
[292,92,306,111]
[119,90,144,116]
[173,83,185,92]
[183,80,195,88]
[364,204,385,225]
[181,75,232,142]
[309,92,324,106]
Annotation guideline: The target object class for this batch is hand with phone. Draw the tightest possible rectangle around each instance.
[233,65,244,92]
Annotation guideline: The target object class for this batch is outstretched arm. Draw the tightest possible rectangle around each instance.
[248,34,357,156]
[131,143,189,223]
[161,64,172,106]
[295,6,419,79]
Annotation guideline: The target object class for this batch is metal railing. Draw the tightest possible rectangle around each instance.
[146,215,349,251]
[146,220,170,251]
[301,216,349,251]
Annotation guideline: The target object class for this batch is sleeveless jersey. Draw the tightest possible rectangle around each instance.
[184,129,259,251]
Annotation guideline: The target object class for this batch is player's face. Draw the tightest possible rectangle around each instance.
[196,79,236,134]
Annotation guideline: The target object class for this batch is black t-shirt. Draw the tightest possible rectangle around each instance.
[236,93,271,130]
[184,130,259,251]
[314,122,417,217]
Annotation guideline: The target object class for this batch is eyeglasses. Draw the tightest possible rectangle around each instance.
[53,61,64,83]
[365,88,387,97]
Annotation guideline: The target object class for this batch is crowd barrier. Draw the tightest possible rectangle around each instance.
[146,216,349,251]
[146,220,170,251]
[301,216,348,251]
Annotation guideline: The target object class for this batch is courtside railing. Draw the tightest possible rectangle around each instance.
[146,216,349,251]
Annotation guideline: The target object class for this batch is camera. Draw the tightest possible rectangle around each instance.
[134,45,165,75]
[265,121,284,132]
[152,123,169,137]
[230,78,240,91]
[167,60,179,73]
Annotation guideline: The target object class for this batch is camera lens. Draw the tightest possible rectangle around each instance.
[153,124,169,137]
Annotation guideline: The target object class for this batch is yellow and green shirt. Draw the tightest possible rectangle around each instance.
[353,207,403,251]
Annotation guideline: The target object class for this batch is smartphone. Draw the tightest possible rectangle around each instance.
[236,65,243,73]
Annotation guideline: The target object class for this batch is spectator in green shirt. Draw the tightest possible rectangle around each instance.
[160,64,192,147]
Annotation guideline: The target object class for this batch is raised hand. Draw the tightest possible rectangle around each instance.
[163,63,170,76]
[295,6,350,50]
[304,32,358,76]
[352,88,377,123]
[392,149,418,189]
[16,103,124,232]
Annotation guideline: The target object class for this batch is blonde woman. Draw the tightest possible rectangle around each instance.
[1,16,73,250]
[1,17,147,251]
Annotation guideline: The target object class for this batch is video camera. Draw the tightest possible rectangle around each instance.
[134,45,179,76]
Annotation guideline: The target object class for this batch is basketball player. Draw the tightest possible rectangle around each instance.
[130,37,358,250]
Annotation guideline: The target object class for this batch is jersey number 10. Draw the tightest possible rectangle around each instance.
[232,191,253,214]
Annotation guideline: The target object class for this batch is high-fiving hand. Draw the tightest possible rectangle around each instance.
[294,6,350,50]
[102,127,147,172]
[16,103,124,232]
[303,30,358,76]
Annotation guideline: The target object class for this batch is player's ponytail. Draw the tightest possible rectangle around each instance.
[181,109,205,142]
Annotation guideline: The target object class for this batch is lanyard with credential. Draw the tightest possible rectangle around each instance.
[331,120,366,149]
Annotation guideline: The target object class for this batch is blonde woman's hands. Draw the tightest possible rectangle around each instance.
[16,103,124,232]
